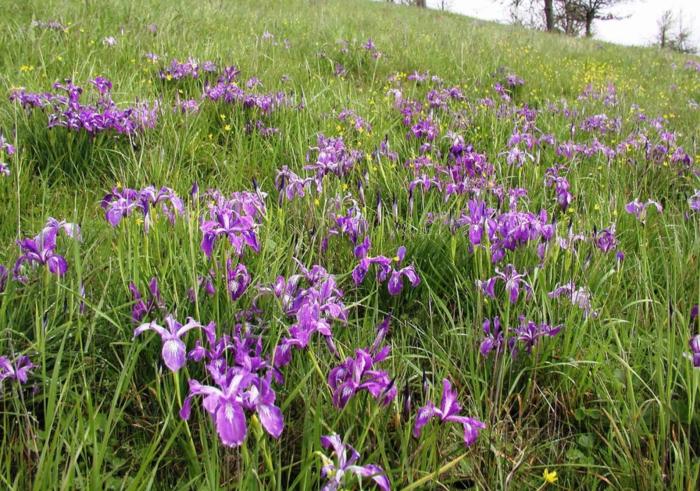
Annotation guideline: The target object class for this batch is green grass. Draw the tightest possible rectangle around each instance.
[0,0,699,489]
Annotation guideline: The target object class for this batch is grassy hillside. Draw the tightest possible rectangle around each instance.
[0,0,699,489]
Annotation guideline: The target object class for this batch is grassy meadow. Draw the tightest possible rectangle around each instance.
[0,0,699,489]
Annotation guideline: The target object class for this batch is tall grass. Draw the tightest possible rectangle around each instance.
[0,0,698,489]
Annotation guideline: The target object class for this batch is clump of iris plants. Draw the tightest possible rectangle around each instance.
[101,185,184,232]
[10,77,159,135]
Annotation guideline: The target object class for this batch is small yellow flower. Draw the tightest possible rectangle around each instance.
[224,124,232,132]
[543,468,557,484]
[19,65,34,73]
[313,198,320,207]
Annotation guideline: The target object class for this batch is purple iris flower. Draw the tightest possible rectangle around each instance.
[594,225,617,253]
[479,317,505,357]
[625,199,663,223]
[14,218,81,281]
[275,166,314,201]
[327,318,396,408]
[134,315,202,372]
[324,200,368,250]
[180,372,250,447]
[557,224,586,251]
[476,264,531,304]
[318,433,391,491]
[180,370,283,447]
[689,190,700,212]
[510,317,563,356]
[409,118,437,141]
[226,260,251,301]
[0,162,9,176]
[0,265,7,293]
[545,166,573,211]
[548,282,598,318]
[689,335,700,368]
[0,355,34,385]
[413,379,485,447]
[129,277,163,323]
[352,247,420,296]
[91,76,112,95]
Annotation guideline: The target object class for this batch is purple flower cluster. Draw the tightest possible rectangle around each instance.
[275,166,316,201]
[10,78,159,136]
[407,147,495,200]
[455,199,554,263]
[480,316,562,358]
[179,322,284,447]
[200,190,266,258]
[408,118,437,141]
[322,198,368,253]
[275,134,363,200]
[305,134,363,186]
[203,68,290,115]
[159,58,218,81]
[259,263,347,367]
[101,185,185,232]
[580,113,621,134]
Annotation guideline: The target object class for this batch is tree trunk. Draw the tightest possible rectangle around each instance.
[544,0,554,31]
[585,12,594,37]
[415,0,426,7]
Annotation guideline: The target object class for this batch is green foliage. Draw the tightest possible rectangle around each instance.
[0,0,699,489]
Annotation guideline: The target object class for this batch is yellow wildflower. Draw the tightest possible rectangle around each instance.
[543,468,557,484]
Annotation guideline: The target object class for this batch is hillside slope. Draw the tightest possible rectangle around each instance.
[0,0,699,489]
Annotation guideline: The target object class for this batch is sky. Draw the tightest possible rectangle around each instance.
[425,0,700,49]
